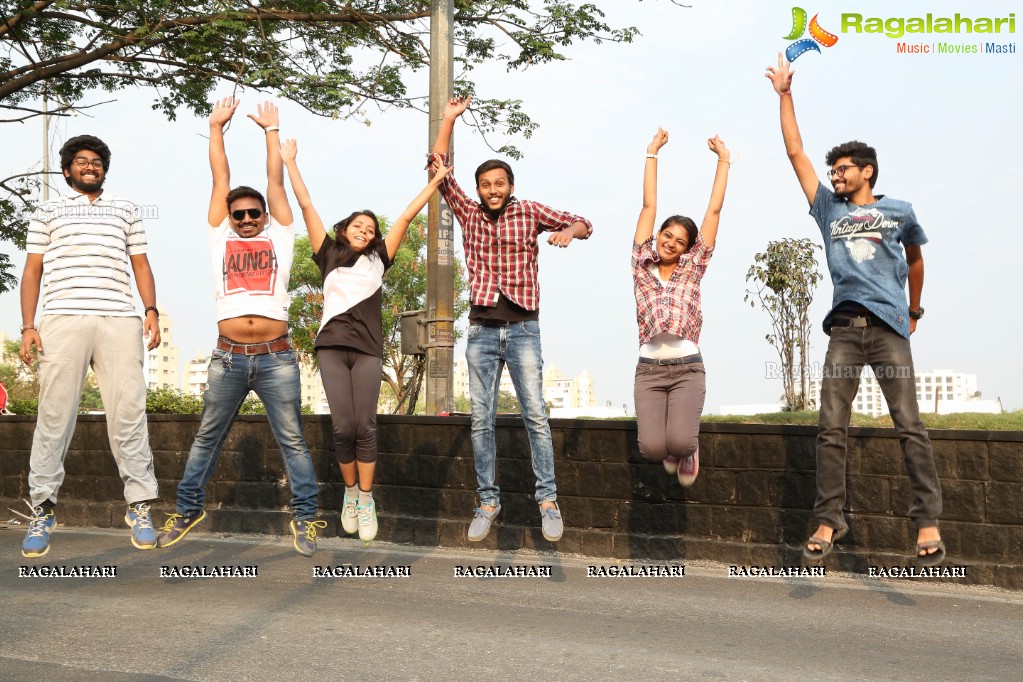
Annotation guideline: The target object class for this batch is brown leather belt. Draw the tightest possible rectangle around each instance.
[216,336,291,355]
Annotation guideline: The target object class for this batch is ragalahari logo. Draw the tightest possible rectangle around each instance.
[784,7,839,61]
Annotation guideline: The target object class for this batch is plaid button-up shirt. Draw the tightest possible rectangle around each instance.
[632,233,714,345]
[438,169,592,311]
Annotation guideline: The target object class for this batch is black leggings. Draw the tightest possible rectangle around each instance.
[317,347,382,464]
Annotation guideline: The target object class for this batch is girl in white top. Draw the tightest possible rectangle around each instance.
[281,138,450,542]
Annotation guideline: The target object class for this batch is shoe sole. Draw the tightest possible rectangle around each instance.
[157,511,207,548]
[542,530,563,542]
[467,524,494,542]
[22,545,51,558]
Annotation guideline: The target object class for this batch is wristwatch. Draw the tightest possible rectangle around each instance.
[909,307,925,320]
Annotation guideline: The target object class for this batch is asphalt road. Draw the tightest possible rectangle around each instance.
[1,526,1020,681]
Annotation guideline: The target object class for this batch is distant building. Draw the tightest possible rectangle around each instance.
[144,307,181,391]
[805,368,1001,417]
[452,358,606,416]
[184,349,328,413]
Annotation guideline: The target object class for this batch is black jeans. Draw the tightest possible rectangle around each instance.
[815,323,941,531]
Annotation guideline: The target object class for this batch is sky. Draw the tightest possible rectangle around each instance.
[3,0,1021,413]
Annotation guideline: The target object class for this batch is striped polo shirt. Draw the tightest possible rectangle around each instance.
[26,192,148,317]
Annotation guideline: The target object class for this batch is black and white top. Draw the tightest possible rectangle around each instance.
[312,236,392,357]
[26,192,148,317]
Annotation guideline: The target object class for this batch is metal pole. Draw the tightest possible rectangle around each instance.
[42,87,49,201]
[426,0,455,414]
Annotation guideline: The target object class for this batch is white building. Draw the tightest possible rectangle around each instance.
[807,368,1001,418]
[452,358,605,416]
[144,308,181,391]
[184,349,329,413]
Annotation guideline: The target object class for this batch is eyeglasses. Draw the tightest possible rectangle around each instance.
[72,157,104,169]
[231,208,264,221]
[827,164,861,179]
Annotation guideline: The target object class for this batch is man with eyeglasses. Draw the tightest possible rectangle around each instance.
[766,55,944,566]
[158,98,323,556]
[17,135,162,557]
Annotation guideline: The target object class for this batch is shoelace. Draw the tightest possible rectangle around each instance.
[128,503,154,530]
[542,507,561,520]
[160,513,185,532]
[301,520,328,540]
[9,500,51,538]
[357,501,375,524]
[342,497,358,518]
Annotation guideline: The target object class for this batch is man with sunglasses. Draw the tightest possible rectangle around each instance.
[766,55,944,566]
[158,98,323,556]
[18,135,162,557]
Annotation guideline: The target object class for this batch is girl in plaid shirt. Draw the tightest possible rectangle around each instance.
[632,129,730,487]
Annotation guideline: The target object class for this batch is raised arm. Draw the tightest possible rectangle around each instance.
[765,53,819,205]
[385,165,454,261]
[280,139,327,254]
[249,101,292,226]
[635,128,669,245]
[699,135,731,248]
[432,96,471,157]
[208,97,239,226]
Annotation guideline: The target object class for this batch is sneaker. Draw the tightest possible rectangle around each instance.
[291,518,327,557]
[19,503,56,558]
[467,505,501,542]
[678,447,700,487]
[662,456,680,475]
[340,490,359,535]
[540,503,564,542]
[158,510,207,548]
[357,500,378,542]
[125,502,158,549]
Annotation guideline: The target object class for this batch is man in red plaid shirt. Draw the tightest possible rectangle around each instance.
[431,96,592,543]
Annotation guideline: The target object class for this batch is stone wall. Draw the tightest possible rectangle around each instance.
[1,415,1020,589]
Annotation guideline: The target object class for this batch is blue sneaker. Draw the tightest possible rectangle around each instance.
[20,503,56,558]
[290,518,327,557]
[125,502,158,550]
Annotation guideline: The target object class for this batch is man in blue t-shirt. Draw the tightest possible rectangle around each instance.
[766,54,944,566]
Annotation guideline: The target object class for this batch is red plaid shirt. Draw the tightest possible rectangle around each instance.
[632,233,714,345]
[438,169,592,310]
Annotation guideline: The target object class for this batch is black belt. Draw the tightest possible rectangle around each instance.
[828,316,874,329]
[638,354,703,366]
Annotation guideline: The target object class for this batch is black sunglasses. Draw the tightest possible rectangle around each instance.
[231,208,264,221]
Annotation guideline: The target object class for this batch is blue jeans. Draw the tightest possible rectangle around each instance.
[466,321,556,506]
[176,348,318,519]
[816,323,941,531]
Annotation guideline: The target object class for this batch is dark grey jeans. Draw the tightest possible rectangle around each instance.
[816,324,942,531]
[634,360,706,463]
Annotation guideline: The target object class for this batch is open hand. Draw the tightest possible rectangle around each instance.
[209,97,239,128]
[280,138,297,163]
[247,100,280,130]
[765,52,794,95]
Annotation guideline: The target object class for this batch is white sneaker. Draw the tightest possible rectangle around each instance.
[340,491,358,535]
[357,499,378,542]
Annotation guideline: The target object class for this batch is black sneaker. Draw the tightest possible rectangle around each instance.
[291,518,327,557]
[158,510,207,548]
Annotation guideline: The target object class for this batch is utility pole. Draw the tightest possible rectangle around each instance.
[425,0,455,414]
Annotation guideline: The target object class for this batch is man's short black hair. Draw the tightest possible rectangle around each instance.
[59,135,111,187]
[226,186,267,212]
[825,141,879,188]
[474,159,515,187]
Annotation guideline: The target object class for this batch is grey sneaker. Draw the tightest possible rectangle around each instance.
[467,505,501,542]
[540,503,563,542]
[290,518,327,557]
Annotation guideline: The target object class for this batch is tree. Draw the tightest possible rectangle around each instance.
[288,213,469,414]
[744,238,823,411]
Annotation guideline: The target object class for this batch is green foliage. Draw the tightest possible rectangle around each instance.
[145,387,204,414]
[1,1,659,292]
[703,410,1023,431]
[745,238,823,411]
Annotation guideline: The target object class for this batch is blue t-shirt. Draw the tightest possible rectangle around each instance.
[810,184,927,339]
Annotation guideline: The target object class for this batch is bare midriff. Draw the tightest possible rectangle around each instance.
[217,315,289,343]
